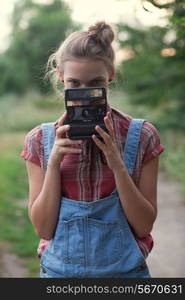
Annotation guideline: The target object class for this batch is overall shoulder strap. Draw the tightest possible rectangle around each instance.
[41,122,55,173]
[123,118,145,175]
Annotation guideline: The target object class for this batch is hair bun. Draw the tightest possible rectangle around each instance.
[87,21,114,49]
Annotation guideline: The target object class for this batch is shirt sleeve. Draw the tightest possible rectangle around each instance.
[141,121,165,164]
[20,125,44,168]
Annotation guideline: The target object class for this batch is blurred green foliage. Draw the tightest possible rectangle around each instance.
[0,142,40,276]
[0,0,185,277]
[116,0,185,130]
[0,0,80,95]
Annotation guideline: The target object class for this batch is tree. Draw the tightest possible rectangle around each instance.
[116,0,185,129]
[0,0,80,95]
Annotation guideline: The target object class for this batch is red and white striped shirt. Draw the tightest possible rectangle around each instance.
[21,106,164,258]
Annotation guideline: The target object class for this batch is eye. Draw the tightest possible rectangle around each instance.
[67,79,80,87]
[90,79,104,86]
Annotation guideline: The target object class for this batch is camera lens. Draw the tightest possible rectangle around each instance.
[97,107,103,115]
[82,109,91,118]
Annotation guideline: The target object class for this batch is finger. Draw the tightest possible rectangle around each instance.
[92,134,105,151]
[56,138,83,146]
[104,116,114,139]
[56,124,70,139]
[61,147,82,154]
[95,125,110,143]
[107,111,113,125]
[58,111,67,127]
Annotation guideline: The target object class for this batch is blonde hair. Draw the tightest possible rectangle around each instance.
[45,21,115,94]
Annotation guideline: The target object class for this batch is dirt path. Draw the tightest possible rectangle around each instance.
[0,243,28,278]
[147,173,185,277]
[0,173,185,278]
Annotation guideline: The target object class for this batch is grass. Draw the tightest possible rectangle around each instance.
[0,92,67,277]
[0,91,64,133]
[0,90,184,277]
[0,137,40,277]
[159,130,185,196]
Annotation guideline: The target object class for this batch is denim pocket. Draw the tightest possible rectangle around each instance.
[40,264,65,278]
[86,218,122,266]
[54,217,123,266]
[53,217,82,262]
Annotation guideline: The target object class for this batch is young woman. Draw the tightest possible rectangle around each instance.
[21,21,164,278]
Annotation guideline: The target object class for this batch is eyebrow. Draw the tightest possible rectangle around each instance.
[66,76,106,82]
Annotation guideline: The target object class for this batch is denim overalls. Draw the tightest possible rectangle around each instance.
[39,119,151,278]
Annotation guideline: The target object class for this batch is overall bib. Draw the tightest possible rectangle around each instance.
[40,119,151,278]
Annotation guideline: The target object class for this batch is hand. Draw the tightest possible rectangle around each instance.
[48,112,83,167]
[92,112,126,173]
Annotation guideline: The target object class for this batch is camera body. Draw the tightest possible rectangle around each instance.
[64,87,107,140]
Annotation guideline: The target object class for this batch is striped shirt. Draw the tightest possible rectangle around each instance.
[20,106,164,258]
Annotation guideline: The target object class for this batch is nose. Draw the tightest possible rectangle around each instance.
[79,83,88,88]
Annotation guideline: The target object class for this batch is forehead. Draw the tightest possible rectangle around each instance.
[63,59,108,79]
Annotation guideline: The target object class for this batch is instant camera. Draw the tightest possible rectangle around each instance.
[64,87,108,140]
